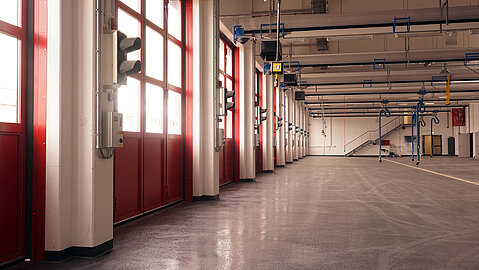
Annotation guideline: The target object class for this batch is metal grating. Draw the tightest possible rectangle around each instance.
[316,38,329,51]
[312,0,328,14]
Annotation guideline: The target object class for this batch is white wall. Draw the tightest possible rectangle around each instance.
[309,112,465,156]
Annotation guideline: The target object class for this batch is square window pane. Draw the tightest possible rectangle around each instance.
[226,46,233,76]
[118,9,140,61]
[168,0,182,40]
[146,0,163,28]
[146,27,164,80]
[118,77,141,132]
[0,0,19,26]
[146,83,164,133]
[167,90,181,135]
[0,34,18,123]
[226,78,233,92]
[167,41,181,87]
[226,111,232,139]
[120,0,140,13]
[219,40,224,72]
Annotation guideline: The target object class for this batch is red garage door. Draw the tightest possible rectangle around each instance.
[219,38,235,186]
[114,0,184,223]
[0,0,27,264]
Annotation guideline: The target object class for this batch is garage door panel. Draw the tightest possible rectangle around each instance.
[0,134,21,260]
[144,137,165,211]
[114,137,142,222]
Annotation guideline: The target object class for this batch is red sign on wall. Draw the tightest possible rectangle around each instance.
[381,140,390,146]
[452,108,466,126]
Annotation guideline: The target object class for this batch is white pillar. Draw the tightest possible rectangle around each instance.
[301,105,306,157]
[262,74,274,171]
[298,103,303,158]
[239,42,256,181]
[305,109,310,156]
[276,89,286,166]
[293,101,299,160]
[46,0,113,255]
[286,91,293,163]
[192,0,219,198]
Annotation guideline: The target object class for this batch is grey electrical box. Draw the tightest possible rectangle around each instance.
[217,128,225,149]
[255,134,260,147]
[102,112,124,148]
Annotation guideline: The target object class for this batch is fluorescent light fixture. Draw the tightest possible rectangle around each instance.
[425,102,435,105]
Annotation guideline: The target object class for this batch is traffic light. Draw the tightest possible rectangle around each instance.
[257,107,267,123]
[225,89,235,110]
[117,31,141,85]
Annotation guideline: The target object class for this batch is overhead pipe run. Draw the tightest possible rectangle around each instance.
[304,89,479,97]
[311,113,437,118]
[305,97,479,105]
[305,78,479,87]
[310,109,451,115]
[307,104,467,111]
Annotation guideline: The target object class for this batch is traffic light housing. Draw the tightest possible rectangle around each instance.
[225,89,235,110]
[117,31,141,85]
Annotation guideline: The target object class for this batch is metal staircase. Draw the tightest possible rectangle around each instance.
[344,117,406,156]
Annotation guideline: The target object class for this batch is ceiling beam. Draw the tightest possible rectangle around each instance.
[304,89,479,97]
[305,98,479,105]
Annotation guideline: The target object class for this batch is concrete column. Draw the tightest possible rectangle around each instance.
[299,103,304,158]
[293,101,299,161]
[276,88,286,166]
[239,42,256,180]
[302,106,306,157]
[305,109,309,156]
[262,74,274,171]
[285,91,293,163]
[45,0,113,256]
[192,0,219,197]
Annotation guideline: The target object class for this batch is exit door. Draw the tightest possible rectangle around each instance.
[424,135,442,156]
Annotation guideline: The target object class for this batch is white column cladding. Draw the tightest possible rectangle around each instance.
[305,108,309,156]
[262,74,274,171]
[301,105,306,157]
[239,41,256,180]
[298,103,303,158]
[277,87,286,166]
[45,0,113,252]
[286,91,293,163]
[192,0,219,197]
[293,100,299,160]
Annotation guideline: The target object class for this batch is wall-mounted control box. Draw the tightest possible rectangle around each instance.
[102,112,124,148]
[255,134,260,147]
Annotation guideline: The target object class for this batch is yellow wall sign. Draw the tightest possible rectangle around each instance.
[272,62,283,74]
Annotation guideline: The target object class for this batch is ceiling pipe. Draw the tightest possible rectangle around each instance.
[310,109,451,115]
[306,78,479,87]
[243,6,479,34]
[306,97,479,105]
[298,58,471,68]
[220,9,314,19]
[307,104,468,111]
[304,89,479,96]
[310,114,438,118]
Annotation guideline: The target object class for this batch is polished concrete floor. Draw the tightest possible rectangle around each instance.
[10,156,479,270]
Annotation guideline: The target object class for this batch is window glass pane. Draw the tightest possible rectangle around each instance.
[0,34,18,123]
[168,90,181,134]
[167,41,181,87]
[0,0,19,26]
[226,111,232,139]
[226,46,233,76]
[146,83,164,133]
[146,27,164,80]
[219,40,224,72]
[118,9,140,61]
[120,0,140,13]
[146,0,163,28]
[226,78,233,92]
[118,77,141,132]
[168,0,182,40]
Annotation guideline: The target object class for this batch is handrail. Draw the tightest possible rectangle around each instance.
[344,116,404,155]
[344,116,400,148]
